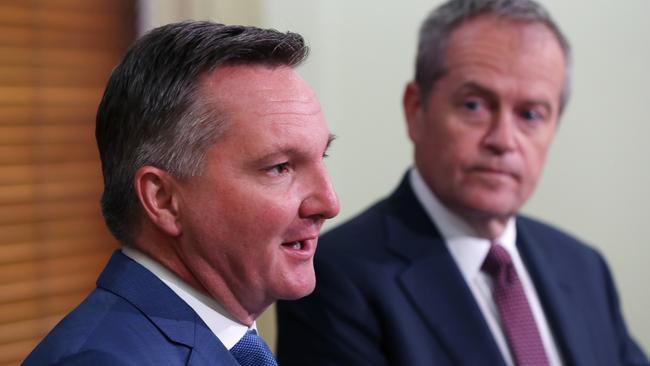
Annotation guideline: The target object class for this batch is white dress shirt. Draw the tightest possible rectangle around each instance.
[121,246,253,350]
[409,168,563,366]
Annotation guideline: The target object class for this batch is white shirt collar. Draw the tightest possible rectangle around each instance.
[408,167,517,282]
[121,246,253,350]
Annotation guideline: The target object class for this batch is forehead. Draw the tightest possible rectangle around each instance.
[201,64,320,115]
[199,64,327,149]
[441,15,566,100]
[449,15,563,51]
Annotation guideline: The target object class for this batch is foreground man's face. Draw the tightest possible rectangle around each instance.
[177,65,340,317]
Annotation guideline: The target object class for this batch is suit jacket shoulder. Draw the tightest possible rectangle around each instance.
[23,251,238,366]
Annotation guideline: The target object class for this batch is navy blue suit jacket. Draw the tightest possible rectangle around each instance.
[277,174,648,365]
[23,251,240,366]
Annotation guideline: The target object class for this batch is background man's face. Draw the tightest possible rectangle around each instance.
[409,16,566,223]
[175,65,339,315]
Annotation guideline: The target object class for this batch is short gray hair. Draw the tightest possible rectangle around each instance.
[415,0,571,111]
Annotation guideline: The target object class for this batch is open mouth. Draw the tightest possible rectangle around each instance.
[282,241,305,250]
[280,238,316,259]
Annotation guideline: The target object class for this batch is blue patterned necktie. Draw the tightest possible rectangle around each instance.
[230,329,278,366]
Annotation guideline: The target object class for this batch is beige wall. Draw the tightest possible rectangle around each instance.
[142,0,650,352]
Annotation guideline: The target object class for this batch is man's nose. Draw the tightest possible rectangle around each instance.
[299,166,340,221]
[482,111,517,154]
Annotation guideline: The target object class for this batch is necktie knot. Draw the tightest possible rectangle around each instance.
[482,242,515,279]
[230,329,278,366]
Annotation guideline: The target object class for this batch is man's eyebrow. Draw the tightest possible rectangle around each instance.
[457,81,554,112]
[250,133,337,166]
[457,81,498,101]
[521,100,553,115]
[326,134,336,150]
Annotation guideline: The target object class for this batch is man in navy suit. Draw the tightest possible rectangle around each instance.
[23,21,340,365]
[277,0,649,365]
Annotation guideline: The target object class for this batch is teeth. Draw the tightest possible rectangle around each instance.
[292,242,301,250]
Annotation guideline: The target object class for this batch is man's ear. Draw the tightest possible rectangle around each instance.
[134,166,182,237]
[403,81,424,143]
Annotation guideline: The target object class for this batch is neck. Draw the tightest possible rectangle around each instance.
[158,246,261,326]
[450,208,510,240]
[467,217,508,240]
[134,229,261,326]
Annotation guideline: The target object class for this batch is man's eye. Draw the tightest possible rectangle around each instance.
[464,100,482,111]
[459,97,491,122]
[520,109,544,122]
[268,162,290,175]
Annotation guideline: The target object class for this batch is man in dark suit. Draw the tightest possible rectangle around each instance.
[276,0,649,365]
[23,21,340,365]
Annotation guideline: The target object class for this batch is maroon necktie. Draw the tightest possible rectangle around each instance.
[482,243,550,366]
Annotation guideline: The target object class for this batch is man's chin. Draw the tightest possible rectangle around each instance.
[454,194,520,221]
[277,275,316,301]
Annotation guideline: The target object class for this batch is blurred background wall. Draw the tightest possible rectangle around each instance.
[0,1,647,364]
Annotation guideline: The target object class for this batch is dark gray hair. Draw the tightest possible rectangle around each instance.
[415,0,571,111]
[95,21,309,245]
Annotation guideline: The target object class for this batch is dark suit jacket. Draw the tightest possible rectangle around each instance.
[23,251,240,366]
[277,174,649,366]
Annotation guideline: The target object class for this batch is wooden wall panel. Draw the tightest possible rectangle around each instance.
[0,1,135,364]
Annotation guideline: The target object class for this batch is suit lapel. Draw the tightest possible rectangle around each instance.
[97,251,239,365]
[385,176,506,366]
[187,324,240,365]
[516,220,597,366]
